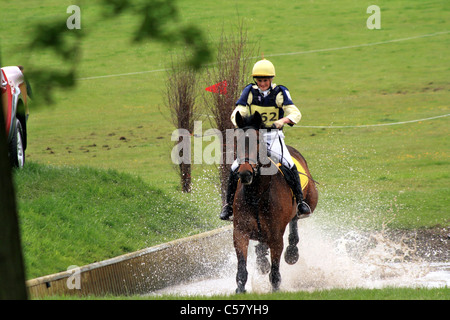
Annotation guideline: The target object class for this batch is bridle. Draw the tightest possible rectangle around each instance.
[236,126,261,179]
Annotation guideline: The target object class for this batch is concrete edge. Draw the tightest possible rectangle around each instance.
[26,225,233,298]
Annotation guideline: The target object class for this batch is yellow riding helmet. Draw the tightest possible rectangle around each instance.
[251,59,276,77]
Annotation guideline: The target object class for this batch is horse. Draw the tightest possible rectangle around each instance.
[232,111,318,293]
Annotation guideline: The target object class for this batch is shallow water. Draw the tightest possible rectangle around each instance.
[150,218,449,296]
[152,262,449,296]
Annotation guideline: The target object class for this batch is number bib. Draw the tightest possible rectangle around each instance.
[249,105,280,126]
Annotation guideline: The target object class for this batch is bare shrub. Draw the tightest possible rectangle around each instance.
[202,21,257,202]
[165,51,200,192]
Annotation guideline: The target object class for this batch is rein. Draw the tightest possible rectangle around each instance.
[237,126,274,242]
[237,125,262,177]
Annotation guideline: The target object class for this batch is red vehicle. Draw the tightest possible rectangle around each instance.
[1,66,30,167]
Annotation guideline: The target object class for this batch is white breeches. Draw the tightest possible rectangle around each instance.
[231,130,294,171]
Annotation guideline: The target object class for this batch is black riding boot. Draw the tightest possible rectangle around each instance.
[279,164,312,217]
[219,169,239,221]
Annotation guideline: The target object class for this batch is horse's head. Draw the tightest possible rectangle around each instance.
[235,111,264,185]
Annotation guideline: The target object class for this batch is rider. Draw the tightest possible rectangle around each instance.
[219,58,312,221]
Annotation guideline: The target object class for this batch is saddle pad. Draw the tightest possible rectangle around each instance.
[292,157,309,191]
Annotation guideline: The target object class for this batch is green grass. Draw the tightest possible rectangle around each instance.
[14,162,224,279]
[42,287,449,300]
[200,287,450,300]
[1,0,449,298]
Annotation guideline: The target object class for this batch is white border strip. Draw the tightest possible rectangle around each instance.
[77,31,449,81]
[264,31,450,58]
[77,68,167,80]
[297,113,450,129]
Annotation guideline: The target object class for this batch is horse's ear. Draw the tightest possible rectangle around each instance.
[253,111,263,128]
[235,111,244,128]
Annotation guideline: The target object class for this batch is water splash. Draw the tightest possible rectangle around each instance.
[150,194,448,296]
[149,169,448,296]
[152,220,448,296]
[278,219,435,292]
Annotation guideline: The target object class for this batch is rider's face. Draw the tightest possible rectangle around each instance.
[255,77,271,91]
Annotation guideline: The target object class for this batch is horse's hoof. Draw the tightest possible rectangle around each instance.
[284,245,299,265]
[235,287,246,294]
[269,270,281,292]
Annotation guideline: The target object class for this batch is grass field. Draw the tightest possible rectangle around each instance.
[1,0,449,299]
[14,162,223,279]
[47,287,449,300]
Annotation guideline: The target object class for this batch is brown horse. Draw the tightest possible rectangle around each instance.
[232,111,318,293]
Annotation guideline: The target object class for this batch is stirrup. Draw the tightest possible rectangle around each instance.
[297,201,311,219]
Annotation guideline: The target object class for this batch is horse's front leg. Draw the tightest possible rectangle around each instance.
[234,230,249,294]
[269,240,283,292]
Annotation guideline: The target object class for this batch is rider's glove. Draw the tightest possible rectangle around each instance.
[272,119,285,129]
